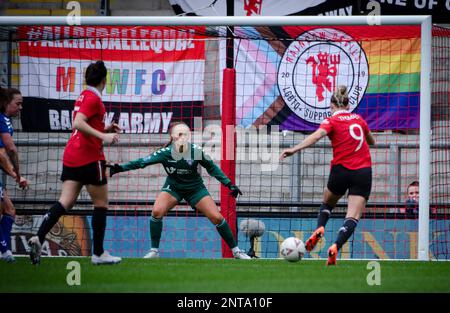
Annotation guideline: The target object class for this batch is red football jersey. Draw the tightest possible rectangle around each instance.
[63,88,106,167]
[319,111,372,170]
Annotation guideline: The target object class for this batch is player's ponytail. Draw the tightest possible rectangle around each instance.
[163,137,173,148]
[330,85,349,108]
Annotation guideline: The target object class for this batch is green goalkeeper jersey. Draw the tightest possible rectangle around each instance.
[120,143,231,190]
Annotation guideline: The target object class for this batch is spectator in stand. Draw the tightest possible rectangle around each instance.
[403,180,437,218]
[405,181,419,218]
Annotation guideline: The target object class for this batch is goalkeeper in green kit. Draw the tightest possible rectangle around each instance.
[107,122,251,259]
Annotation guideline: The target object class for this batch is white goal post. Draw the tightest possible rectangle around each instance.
[0,15,432,260]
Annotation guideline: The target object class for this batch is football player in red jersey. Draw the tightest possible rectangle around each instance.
[280,86,375,265]
[29,61,122,265]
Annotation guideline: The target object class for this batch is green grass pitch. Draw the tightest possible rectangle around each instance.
[1,257,449,293]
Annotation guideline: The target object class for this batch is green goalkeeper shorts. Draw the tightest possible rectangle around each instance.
[161,180,211,207]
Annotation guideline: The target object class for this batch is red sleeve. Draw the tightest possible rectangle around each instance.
[319,118,333,134]
[78,94,100,119]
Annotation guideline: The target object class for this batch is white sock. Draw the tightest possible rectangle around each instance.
[2,250,12,257]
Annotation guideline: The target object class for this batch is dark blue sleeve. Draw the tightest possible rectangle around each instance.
[0,117,9,147]
[0,117,9,134]
[121,147,169,171]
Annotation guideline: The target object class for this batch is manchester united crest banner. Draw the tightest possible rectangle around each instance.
[235,26,421,131]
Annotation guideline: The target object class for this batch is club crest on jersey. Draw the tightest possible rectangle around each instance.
[278,28,369,124]
[166,167,176,174]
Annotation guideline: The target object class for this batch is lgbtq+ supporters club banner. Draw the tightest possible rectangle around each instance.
[18,26,206,133]
[234,25,421,131]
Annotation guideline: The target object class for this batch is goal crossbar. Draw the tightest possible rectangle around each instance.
[0,15,431,26]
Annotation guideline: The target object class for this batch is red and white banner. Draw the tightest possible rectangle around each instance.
[169,0,449,23]
[18,26,206,132]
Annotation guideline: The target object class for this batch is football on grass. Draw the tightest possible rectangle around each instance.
[280,237,306,262]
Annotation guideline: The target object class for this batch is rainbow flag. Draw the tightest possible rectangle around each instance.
[234,25,421,130]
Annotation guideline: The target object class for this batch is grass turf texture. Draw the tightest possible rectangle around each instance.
[0,257,449,293]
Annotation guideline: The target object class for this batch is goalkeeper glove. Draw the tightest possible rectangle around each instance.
[106,163,123,177]
[226,182,242,198]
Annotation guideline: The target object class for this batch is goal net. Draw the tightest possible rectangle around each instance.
[0,16,447,260]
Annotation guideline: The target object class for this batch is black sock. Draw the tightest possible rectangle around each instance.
[150,215,163,249]
[92,207,107,256]
[216,219,237,250]
[37,201,66,244]
[317,203,334,228]
[335,218,358,250]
